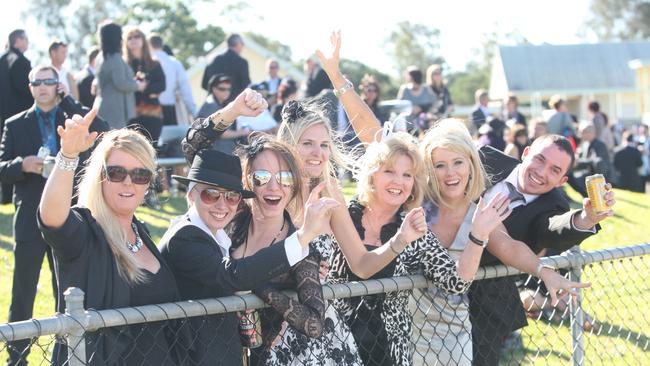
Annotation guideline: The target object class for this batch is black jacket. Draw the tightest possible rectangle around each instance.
[613,145,643,192]
[469,145,598,342]
[76,67,95,108]
[0,101,108,243]
[159,215,296,366]
[201,49,251,97]
[0,47,33,124]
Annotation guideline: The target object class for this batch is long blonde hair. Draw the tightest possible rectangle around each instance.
[276,100,355,197]
[356,132,425,211]
[420,119,486,208]
[77,129,157,284]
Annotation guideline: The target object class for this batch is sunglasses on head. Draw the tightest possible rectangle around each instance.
[250,170,294,188]
[104,166,153,185]
[30,78,58,87]
[197,188,242,205]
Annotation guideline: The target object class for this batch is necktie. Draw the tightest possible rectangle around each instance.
[506,182,526,204]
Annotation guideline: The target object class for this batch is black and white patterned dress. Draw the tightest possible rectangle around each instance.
[264,234,364,366]
[328,199,472,366]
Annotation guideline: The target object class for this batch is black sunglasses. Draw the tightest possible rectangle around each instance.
[30,78,58,87]
[249,170,294,188]
[197,188,242,205]
[104,166,153,185]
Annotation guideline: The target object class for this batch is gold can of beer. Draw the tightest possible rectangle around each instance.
[585,174,608,214]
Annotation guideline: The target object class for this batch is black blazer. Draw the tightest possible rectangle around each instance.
[469,145,598,340]
[471,106,487,131]
[0,102,108,242]
[201,49,251,97]
[0,48,33,123]
[159,217,296,366]
[305,68,332,98]
[613,145,643,192]
[76,67,95,108]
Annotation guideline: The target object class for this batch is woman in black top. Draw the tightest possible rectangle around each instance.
[38,111,186,365]
[426,64,454,119]
[124,27,165,144]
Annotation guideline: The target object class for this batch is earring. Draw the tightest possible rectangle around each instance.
[407,194,414,202]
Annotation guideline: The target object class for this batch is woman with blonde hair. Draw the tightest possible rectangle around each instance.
[426,64,454,118]
[38,111,186,365]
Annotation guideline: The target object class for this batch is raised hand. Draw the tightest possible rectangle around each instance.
[231,88,268,117]
[57,108,99,157]
[315,31,342,78]
[397,207,428,244]
[471,193,511,241]
[538,266,591,307]
[299,182,340,245]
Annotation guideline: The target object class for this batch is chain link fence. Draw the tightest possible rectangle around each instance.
[2,243,649,365]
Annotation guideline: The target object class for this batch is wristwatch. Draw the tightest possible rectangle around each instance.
[468,231,487,248]
[333,79,353,98]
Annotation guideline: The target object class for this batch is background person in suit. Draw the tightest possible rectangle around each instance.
[613,131,644,192]
[470,89,490,133]
[470,135,615,366]
[0,65,108,365]
[201,33,251,97]
[48,41,78,101]
[76,46,99,109]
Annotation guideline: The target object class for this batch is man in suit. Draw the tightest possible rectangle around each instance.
[76,46,99,109]
[614,131,644,192]
[201,34,251,97]
[470,134,615,365]
[470,88,490,133]
[0,30,33,205]
[304,56,332,98]
[0,65,108,365]
[569,123,612,197]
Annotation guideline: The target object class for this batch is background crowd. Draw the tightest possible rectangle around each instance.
[0,20,638,366]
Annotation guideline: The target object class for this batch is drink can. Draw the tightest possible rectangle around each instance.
[585,174,608,214]
[42,156,56,178]
[238,309,262,349]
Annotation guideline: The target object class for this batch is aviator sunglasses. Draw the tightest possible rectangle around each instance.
[197,188,242,205]
[104,166,153,185]
[249,170,294,188]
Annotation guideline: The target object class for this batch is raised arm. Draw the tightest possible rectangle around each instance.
[316,31,381,145]
[39,109,99,228]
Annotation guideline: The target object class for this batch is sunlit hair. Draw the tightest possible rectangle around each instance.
[77,129,157,284]
[123,27,155,71]
[426,64,444,88]
[355,132,424,211]
[236,132,304,213]
[276,100,354,197]
[420,119,487,207]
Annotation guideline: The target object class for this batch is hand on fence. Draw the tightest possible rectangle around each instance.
[57,108,99,157]
[398,207,428,244]
[471,193,511,240]
[538,267,591,307]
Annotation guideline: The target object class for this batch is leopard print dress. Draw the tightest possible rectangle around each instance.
[328,199,472,366]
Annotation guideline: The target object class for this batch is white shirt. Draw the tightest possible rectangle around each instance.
[184,205,309,265]
[153,50,197,116]
[53,65,71,93]
[266,77,281,94]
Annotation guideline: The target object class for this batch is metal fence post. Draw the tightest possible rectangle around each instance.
[64,287,88,366]
[568,246,584,366]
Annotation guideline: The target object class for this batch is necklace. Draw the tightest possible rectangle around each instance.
[126,222,144,253]
[362,212,385,245]
[243,218,286,257]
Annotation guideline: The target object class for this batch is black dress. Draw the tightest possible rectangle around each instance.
[129,59,166,144]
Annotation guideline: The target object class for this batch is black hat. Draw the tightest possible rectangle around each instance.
[172,149,255,198]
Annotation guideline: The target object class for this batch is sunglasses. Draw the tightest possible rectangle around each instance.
[216,87,231,92]
[104,166,153,185]
[30,78,58,87]
[198,188,242,205]
[250,170,294,188]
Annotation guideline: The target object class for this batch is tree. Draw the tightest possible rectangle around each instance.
[24,0,127,67]
[244,32,293,61]
[586,0,650,41]
[385,22,445,75]
[119,0,225,68]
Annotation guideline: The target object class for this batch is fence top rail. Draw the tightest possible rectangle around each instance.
[1,242,648,342]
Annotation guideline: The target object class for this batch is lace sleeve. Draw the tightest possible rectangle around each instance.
[181,116,231,163]
[253,250,325,345]
[411,230,472,294]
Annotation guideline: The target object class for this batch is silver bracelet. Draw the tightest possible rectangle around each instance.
[55,152,79,171]
[333,79,353,98]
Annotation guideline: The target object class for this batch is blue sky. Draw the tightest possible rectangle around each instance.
[1,0,593,75]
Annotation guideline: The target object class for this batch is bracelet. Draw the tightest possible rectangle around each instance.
[55,151,79,172]
[389,235,405,255]
[536,263,555,277]
[333,79,353,98]
[209,110,234,132]
[468,231,487,248]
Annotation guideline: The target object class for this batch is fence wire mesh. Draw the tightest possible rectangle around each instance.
[2,245,649,365]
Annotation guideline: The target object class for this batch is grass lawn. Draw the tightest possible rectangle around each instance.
[1,187,649,364]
